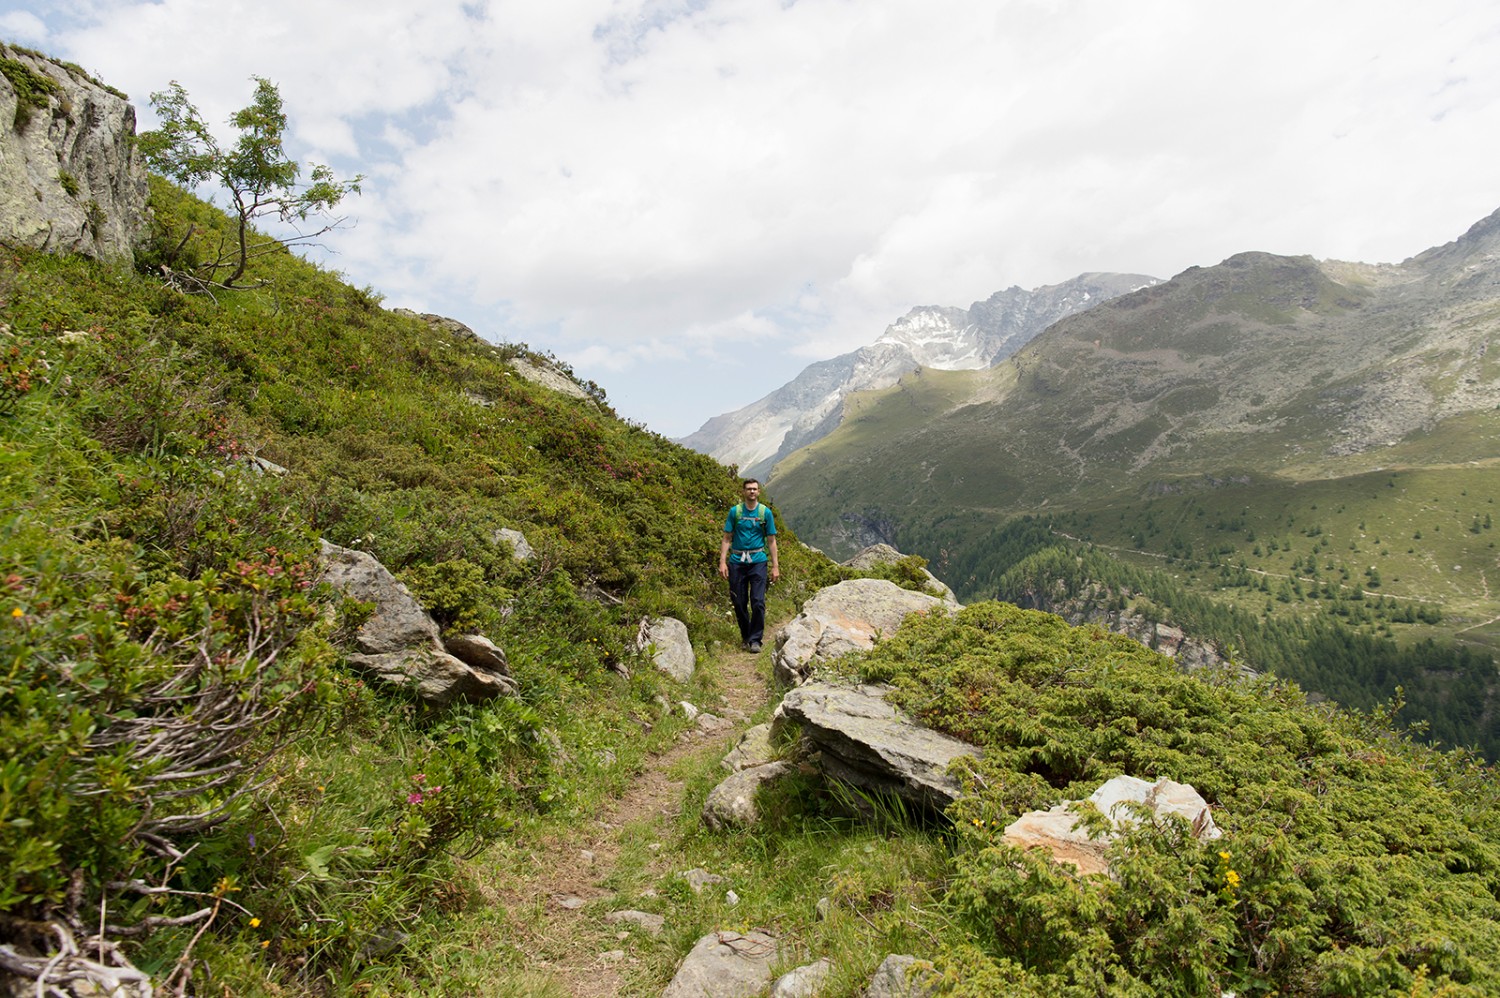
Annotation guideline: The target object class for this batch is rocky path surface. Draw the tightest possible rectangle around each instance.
[489,638,774,997]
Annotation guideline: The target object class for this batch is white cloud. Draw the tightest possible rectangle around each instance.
[27,0,1500,435]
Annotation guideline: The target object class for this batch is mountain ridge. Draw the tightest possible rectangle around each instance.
[678,271,1160,478]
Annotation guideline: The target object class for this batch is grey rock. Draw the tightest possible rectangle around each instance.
[842,543,960,605]
[773,578,950,686]
[703,761,793,831]
[319,540,514,706]
[443,632,512,678]
[662,931,779,998]
[678,869,726,894]
[722,722,776,771]
[604,909,665,936]
[0,43,149,261]
[772,958,833,998]
[509,356,591,400]
[774,681,980,811]
[635,615,695,682]
[867,954,936,998]
[391,308,479,342]
[493,526,535,561]
[1003,775,1222,876]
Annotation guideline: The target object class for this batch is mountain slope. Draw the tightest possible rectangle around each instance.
[774,210,1500,542]
[679,272,1159,479]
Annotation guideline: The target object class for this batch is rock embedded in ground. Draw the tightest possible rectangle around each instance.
[634,615,696,682]
[318,540,513,706]
[772,957,832,997]
[867,954,937,997]
[774,681,981,811]
[604,909,665,936]
[842,543,961,605]
[662,931,779,998]
[721,722,776,771]
[703,761,793,830]
[773,578,953,685]
[1003,774,1222,876]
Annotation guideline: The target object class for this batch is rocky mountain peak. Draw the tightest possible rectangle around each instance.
[680,271,1161,478]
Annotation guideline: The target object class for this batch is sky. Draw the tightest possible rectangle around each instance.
[6,1,1500,437]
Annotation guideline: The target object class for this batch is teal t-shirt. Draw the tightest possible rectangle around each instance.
[724,503,776,564]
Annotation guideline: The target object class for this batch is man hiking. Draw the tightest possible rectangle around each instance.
[719,478,780,652]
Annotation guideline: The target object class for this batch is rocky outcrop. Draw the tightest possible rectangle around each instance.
[773,578,950,685]
[391,308,480,343]
[662,931,779,998]
[318,540,516,706]
[774,681,981,812]
[0,44,148,260]
[1003,775,1222,877]
[1015,581,1248,675]
[634,616,695,682]
[721,723,775,772]
[842,543,960,605]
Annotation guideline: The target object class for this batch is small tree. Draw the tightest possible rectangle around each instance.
[139,77,361,288]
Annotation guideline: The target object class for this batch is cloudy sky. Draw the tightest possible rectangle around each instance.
[7,1,1500,436]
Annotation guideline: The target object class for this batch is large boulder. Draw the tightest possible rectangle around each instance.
[1003,775,1222,876]
[842,543,960,605]
[0,43,148,261]
[774,681,981,812]
[318,540,516,706]
[773,578,950,685]
[634,615,695,682]
[662,931,779,998]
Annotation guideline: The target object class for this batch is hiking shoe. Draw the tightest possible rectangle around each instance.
[748,641,762,653]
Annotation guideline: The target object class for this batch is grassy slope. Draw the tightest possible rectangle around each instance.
[6,177,1500,997]
[771,250,1500,756]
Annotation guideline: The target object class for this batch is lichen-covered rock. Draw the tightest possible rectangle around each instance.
[662,931,779,998]
[0,43,148,260]
[842,543,960,605]
[773,578,950,685]
[1002,775,1221,876]
[867,954,937,997]
[702,761,792,830]
[721,722,776,772]
[318,540,515,706]
[774,681,981,811]
[635,615,695,682]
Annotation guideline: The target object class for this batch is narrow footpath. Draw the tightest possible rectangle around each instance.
[483,636,776,996]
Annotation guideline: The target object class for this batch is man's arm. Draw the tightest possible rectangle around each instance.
[719,531,732,578]
[768,536,780,582]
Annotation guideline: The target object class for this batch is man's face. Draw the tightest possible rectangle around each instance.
[742,482,760,504]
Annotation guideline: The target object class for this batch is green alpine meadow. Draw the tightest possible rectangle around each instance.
[2,43,1500,998]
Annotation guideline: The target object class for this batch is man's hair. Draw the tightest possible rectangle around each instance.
[742,478,760,488]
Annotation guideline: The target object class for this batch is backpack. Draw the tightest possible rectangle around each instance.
[729,502,769,538]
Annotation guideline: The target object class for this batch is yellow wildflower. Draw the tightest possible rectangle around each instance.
[250,917,261,928]
[9,608,21,618]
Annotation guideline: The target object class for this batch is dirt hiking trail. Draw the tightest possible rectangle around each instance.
[483,635,777,997]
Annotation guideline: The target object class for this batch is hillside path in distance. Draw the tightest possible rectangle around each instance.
[480,630,779,996]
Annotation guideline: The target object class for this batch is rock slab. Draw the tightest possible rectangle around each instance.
[773,578,950,685]
[703,761,793,830]
[662,931,779,998]
[775,682,980,811]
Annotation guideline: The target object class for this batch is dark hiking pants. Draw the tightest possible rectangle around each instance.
[727,560,768,645]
